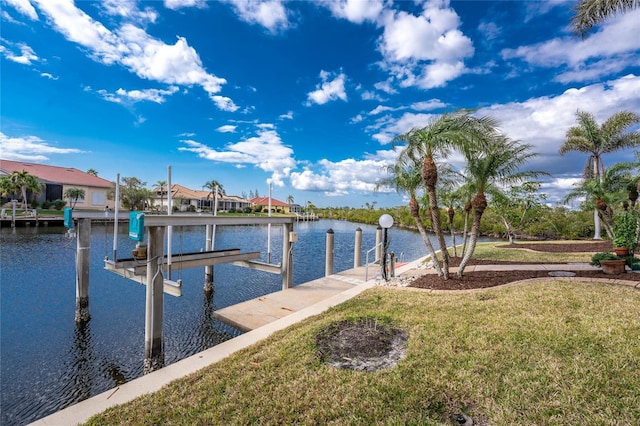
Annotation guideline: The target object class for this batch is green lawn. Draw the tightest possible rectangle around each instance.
[85,273,640,425]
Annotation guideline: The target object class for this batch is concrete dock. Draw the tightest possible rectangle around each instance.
[214,266,372,331]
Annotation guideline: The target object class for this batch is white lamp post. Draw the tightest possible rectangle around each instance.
[378,214,394,280]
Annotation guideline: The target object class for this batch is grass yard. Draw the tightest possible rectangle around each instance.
[85,280,640,425]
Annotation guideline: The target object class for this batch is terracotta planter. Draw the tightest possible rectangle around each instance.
[600,259,626,275]
[613,246,630,257]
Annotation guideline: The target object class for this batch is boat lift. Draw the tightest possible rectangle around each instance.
[68,209,295,373]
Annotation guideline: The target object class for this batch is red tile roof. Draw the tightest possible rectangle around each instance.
[0,159,113,188]
[250,197,289,207]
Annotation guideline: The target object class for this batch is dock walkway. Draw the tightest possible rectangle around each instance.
[214,266,371,331]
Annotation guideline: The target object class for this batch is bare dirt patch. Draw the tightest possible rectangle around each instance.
[315,317,408,372]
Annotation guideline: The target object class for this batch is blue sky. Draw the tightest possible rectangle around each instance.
[1,0,639,208]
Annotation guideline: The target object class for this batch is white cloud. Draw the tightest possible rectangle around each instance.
[290,151,394,196]
[478,74,640,161]
[371,74,640,163]
[369,105,396,115]
[178,127,296,186]
[373,80,397,94]
[0,41,38,64]
[279,111,293,120]
[40,72,58,80]
[223,0,289,33]
[0,132,83,162]
[306,70,347,106]
[350,114,364,124]
[4,0,38,20]
[501,10,640,83]
[27,0,232,110]
[411,99,447,111]
[377,0,474,89]
[164,0,207,10]
[324,0,384,24]
[98,86,179,104]
[361,90,385,101]
[369,111,437,144]
[478,21,501,41]
[216,125,237,133]
[211,95,240,112]
[102,0,158,24]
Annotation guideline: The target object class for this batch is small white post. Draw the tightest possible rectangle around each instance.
[144,225,165,374]
[375,225,382,263]
[354,227,362,268]
[267,182,272,263]
[75,218,91,323]
[325,229,334,276]
[204,224,214,292]
[167,165,172,280]
[112,174,119,260]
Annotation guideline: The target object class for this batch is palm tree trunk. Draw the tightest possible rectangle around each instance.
[593,156,602,239]
[450,227,457,257]
[21,185,28,209]
[427,189,449,279]
[458,193,487,277]
[409,197,444,276]
[461,208,470,258]
[457,210,481,277]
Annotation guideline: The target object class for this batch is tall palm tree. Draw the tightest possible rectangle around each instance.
[8,170,43,209]
[377,154,444,277]
[457,135,547,277]
[572,0,640,37]
[394,111,499,279]
[203,180,225,213]
[154,180,167,211]
[86,168,98,176]
[286,194,294,205]
[559,110,640,239]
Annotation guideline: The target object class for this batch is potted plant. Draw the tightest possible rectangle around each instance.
[591,252,626,275]
[612,209,639,257]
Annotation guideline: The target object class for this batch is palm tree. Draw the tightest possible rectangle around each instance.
[154,180,167,212]
[559,110,640,239]
[377,155,444,277]
[7,170,43,209]
[286,194,294,205]
[86,168,98,176]
[203,180,225,213]
[564,163,633,238]
[64,188,86,209]
[572,0,640,37]
[394,111,499,279]
[457,135,548,277]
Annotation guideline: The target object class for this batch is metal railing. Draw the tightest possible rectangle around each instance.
[364,242,382,281]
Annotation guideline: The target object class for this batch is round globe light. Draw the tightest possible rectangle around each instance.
[378,214,394,229]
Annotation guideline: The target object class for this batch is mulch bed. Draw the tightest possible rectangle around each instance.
[409,241,640,291]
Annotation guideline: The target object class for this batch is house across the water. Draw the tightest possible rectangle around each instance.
[0,159,113,210]
[150,184,253,213]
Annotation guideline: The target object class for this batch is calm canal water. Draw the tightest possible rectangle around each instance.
[1,218,475,425]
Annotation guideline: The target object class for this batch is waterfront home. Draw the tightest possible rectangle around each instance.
[151,184,251,213]
[250,196,292,213]
[0,159,113,210]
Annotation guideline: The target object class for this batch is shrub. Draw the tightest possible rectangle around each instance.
[53,199,67,210]
[41,200,52,209]
[244,207,252,213]
[590,252,620,267]
[255,205,263,213]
